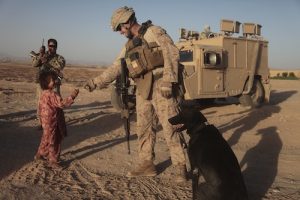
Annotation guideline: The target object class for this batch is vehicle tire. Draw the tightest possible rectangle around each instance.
[110,86,122,111]
[239,79,265,108]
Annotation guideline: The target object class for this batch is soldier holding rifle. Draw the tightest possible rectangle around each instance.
[31,38,65,125]
[84,6,187,182]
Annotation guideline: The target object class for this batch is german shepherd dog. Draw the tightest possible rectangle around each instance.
[169,109,248,200]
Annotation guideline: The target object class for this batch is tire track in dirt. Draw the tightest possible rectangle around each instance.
[0,150,192,199]
[0,145,299,200]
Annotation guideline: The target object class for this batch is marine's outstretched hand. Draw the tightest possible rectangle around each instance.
[84,79,96,92]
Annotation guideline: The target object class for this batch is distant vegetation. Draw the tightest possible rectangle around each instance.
[271,71,299,80]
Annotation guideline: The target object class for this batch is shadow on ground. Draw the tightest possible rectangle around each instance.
[240,126,282,199]
[216,90,296,199]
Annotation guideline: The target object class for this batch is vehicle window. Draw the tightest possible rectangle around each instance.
[204,52,221,66]
[180,50,193,62]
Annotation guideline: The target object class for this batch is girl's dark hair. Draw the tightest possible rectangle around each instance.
[39,70,57,90]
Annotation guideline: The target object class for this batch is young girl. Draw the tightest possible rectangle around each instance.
[34,70,79,169]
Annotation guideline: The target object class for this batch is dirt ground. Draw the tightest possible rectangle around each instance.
[0,63,299,200]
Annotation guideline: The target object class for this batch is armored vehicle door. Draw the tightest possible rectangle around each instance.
[199,46,226,95]
[180,44,226,100]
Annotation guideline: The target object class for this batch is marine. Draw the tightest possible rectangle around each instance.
[84,6,187,182]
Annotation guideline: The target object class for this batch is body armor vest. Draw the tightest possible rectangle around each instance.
[125,20,164,78]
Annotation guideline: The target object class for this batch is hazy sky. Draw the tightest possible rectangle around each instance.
[0,0,300,68]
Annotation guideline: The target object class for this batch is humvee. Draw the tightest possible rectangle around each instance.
[111,19,270,110]
[177,19,270,107]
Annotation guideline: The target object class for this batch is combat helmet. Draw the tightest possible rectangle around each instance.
[111,6,135,31]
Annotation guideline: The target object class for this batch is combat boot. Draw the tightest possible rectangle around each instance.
[126,160,157,177]
[175,164,188,183]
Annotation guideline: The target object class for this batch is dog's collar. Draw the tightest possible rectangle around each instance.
[192,121,210,134]
[188,121,210,137]
[188,121,210,146]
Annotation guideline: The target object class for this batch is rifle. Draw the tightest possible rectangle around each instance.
[120,58,131,154]
[30,39,63,86]
[30,39,46,58]
[40,38,46,55]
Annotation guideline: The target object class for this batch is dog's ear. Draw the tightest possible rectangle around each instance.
[168,113,181,125]
[168,108,208,125]
[180,108,208,124]
[193,110,207,123]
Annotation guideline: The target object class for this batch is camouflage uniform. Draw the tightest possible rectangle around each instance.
[32,53,65,118]
[92,25,186,165]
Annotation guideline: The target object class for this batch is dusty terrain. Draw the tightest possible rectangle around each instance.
[0,63,299,200]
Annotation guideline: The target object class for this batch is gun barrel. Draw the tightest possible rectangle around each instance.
[29,51,39,58]
[120,58,131,154]
[124,118,130,154]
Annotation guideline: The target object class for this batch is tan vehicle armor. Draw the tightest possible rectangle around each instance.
[176,19,270,108]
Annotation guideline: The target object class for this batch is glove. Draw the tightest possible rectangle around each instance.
[71,88,79,99]
[84,79,96,92]
[160,82,172,98]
